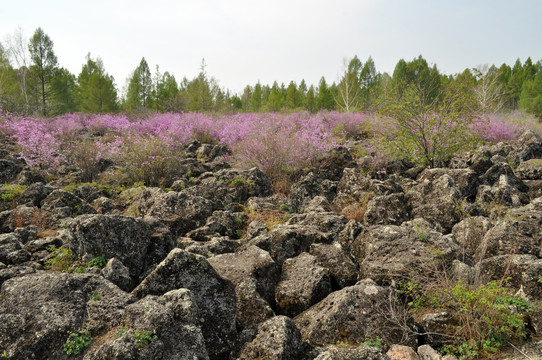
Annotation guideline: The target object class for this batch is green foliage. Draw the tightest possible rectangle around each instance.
[1,350,8,358]
[408,280,531,359]
[63,327,92,356]
[76,54,117,113]
[87,256,106,269]
[519,71,542,117]
[279,203,293,213]
[0,184,26,210]
[45,246,77,272]
[134,329,158,348]
[89,290,101,302]
[359,336,384,349]
[377,84,478,167]
[115,326,130,338]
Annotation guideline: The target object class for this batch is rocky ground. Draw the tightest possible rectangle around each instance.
[2,132,542,359]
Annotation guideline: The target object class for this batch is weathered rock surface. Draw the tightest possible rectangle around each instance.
[131,248,237,359]
[208,245,279,327]
[0,272,134,360]
[237,315,303,360]
[352,223,459,284]
[314,345,391,360]
[275,252,332,317]
[309,242,359,288]
[66,214,154,280]
[294,279,415,348]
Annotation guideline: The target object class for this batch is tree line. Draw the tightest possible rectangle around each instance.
[0,27,541,117]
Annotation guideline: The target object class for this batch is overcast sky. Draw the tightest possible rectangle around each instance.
[1,0,541,94]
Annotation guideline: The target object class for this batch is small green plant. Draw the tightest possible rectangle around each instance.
[233,216,244,229]
[63,327,92,356]
[89,290,101,302]
[115,326,130,338]
[0,184,27,210]
[1,350,8,358]
[133,330,158,349]
[235,229,244,239]
[73,266,86,274]
[279,203,293,213]
[87,256,106,269]
[231,175,247,187]
[45,246,77,272]
[409,280,531,359]
[360,336,384,349]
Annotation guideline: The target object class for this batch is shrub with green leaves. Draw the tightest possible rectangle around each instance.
[376,85,479,167]
[87,256,106,269]
[0,184,27,211]
[45,246,78,272]
[405,280,532,359]
[63,327,92,355]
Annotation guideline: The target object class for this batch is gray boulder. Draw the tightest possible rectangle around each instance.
[364,193,411,226]
[294,279,415,348]
[352,223,459,284]
[208,245,279,327]
[237,315,303,360]
[310,242,359,288]
[66,214,153,280]
[275,252,332,317]
[131,248,236,359]
[314,345,391,360]
[0,272,134,360]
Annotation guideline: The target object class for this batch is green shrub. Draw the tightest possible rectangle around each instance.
[134,330,158,348]
[63,327,92,355]
[87,256,106,269]
[0,184,27,211]
[45,246,78,272]
[407,280,531,359]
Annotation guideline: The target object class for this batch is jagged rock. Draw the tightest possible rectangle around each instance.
[0,272,135,360]
[333,168,402,211]
[0,159,22,183]
[15,169,47,186]
[416,311,454,348]
[208,245,279,327]
[2,205,37,231]
[310,242,358,288]
[417,344,442,360]
[479,162,528,191]
[302,195,332,213]
[451,216,491,264]
[16,183,54,207]
[294,279,415,348]
[66,214,153,280]
[516,159,542,180]
[91,196,114,214]
[468,151,493,175]
[40,189,97,226]
[314,345,391,360]
[131,248,236,359]
[275,252,332,317]
[451,260,474,283]
[352,224,459,284]
[243,224,332,266]
[24,236,62,253]
[287,211,348,234]
[364,193,411,226]
[73,185,102,203]
[101,257,131,291]
[511,130,542,162]
[246,220,268,238]
[0,233,22,264]
[89,289,208,360]
[417,168,480,200]
[524,179,542,199]
[409,174,462,233]
[387,344,418,360]
[479,208,542,259]
[179,236,242,258]
[237,315,303,360]
[337,219,364,253]
[289,172,338,212]
[6,248,31,264]
[480,254,542,297]
[123,187,215,236]
[13,225,38,243]
[186,210,245,241]
[0,265,36,288]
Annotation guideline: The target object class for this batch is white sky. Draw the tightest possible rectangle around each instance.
[1,0,541,95]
